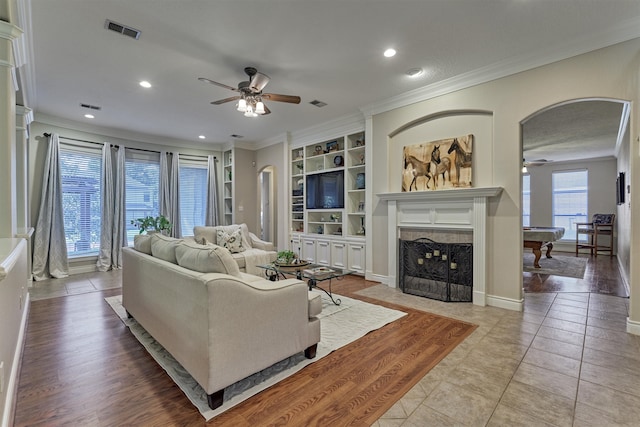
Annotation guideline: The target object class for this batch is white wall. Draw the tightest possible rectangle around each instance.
[617,121,632,287]
[370,39,640,314]
[0,239,28,427]
[527,157,618,253]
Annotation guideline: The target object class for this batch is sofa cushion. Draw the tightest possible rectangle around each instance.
[150,233,180,264]
[175,240,241,277]
[308,292,322,318]
[216,227,247,253]
[133,234,152,254]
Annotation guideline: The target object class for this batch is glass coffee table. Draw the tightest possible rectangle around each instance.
[257,262,352,305]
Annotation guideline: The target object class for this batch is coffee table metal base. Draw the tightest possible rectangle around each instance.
[308,278,341,306]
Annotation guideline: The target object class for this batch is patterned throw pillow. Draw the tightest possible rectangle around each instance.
[216,227,246,253]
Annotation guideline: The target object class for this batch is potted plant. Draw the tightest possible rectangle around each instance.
[276,250,296,265]
[131,214,172,235]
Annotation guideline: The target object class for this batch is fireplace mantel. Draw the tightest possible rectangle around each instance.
[377,187,503,202]
[377,186,503,306]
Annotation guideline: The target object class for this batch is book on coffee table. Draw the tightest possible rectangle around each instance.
[303,266,334,278]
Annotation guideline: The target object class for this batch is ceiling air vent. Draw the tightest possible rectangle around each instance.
[104,19,141,40]
[80,103,102,111]
[310,100,327,108]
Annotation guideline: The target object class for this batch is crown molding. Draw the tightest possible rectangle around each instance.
[34,112,225,151]
[289,112,365,147]
[367,17,640,116]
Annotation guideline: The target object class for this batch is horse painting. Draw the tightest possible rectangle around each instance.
[404,154,432,191]
[447,137,473,187]
[429,145,452,189]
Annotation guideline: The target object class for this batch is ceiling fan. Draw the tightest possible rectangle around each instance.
[523,158,553,167]
[198,67,301,117]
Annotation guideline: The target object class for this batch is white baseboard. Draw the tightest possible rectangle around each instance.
[486,294,524,312]
[627,317,640,336]
[473,290,486,307]
[1,293,30,427]
[368,273,392,287]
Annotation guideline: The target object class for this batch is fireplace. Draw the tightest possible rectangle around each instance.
[377,187,502,306]
[399,237,473,302]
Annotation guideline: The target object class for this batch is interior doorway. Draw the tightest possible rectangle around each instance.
[259,166,276,242]
[520,98,629,295]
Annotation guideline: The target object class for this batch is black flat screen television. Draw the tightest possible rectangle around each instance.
[306,170,344,209]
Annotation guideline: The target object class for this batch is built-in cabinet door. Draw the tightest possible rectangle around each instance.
[316,239,331,265]
[300,238,316,263]
[331,241,347,269]
[348,242,365,273]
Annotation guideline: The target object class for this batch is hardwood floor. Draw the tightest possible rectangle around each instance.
[14,276,475,426]
[523,252,628,297]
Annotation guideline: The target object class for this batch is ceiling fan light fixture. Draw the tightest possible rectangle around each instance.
[255,101,266,115]
[244,104,257,117]
[237,98,247,111]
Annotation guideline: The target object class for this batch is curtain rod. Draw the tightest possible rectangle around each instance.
[43,133,216,159]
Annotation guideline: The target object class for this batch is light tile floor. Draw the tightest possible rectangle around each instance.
[29,274,640,426]
[29,269,122,300]
[361,286,640,426]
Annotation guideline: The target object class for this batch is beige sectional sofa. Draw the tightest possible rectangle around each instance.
[193,224,277,275]
[122,233,321,409]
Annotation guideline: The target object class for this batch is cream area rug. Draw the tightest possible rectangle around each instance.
[105,292,406,421]
[523,252,588,278]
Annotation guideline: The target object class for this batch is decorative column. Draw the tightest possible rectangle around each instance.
[0,20,23,238]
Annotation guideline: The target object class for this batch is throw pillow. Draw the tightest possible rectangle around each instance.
[133,234,152,254]
[216,227,246,253]
[175,241,241,277]
[150,233,180,264]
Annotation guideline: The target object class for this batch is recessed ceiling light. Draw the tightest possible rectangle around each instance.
[84,114,95,119]
[198,135,206,139]
[405,67,424,78]
[139,80,152,88]
[383,48,396,58]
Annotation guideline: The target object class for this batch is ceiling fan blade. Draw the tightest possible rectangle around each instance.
[262,104,271,115]
[210,95,241,105]
[262,93,301,104]
[198,77,238,92]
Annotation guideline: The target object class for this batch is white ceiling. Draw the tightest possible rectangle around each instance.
[20,0,640,150]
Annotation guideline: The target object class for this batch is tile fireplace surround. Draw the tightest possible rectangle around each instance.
[377,187,502,306]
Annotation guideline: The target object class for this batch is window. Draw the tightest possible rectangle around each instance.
[179,162,208,235]
[522,174,530,227]
[125,151,160,246]
[552,170,588,241]
[60,148,102,257]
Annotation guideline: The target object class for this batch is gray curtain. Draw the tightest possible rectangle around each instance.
[159,151,181,237]
[169,153,181,237]
[159,151,171,219]
[96,145,126,271]
[96,144,114,271]
[113,148,126,253]
[205,155,219,226]
[32,133,69,281]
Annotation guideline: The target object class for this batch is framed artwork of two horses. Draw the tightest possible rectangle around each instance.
[402,134,473,192]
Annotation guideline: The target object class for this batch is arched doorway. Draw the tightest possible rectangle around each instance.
[520,98,630,295]
[258,165,276,242]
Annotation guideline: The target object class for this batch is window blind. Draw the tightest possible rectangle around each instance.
[125,150,160,246]
[552,170,588,241]
[179,162,208,236]
[59,148,102,257]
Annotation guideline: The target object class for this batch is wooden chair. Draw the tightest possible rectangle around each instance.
[575,213,615,257]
